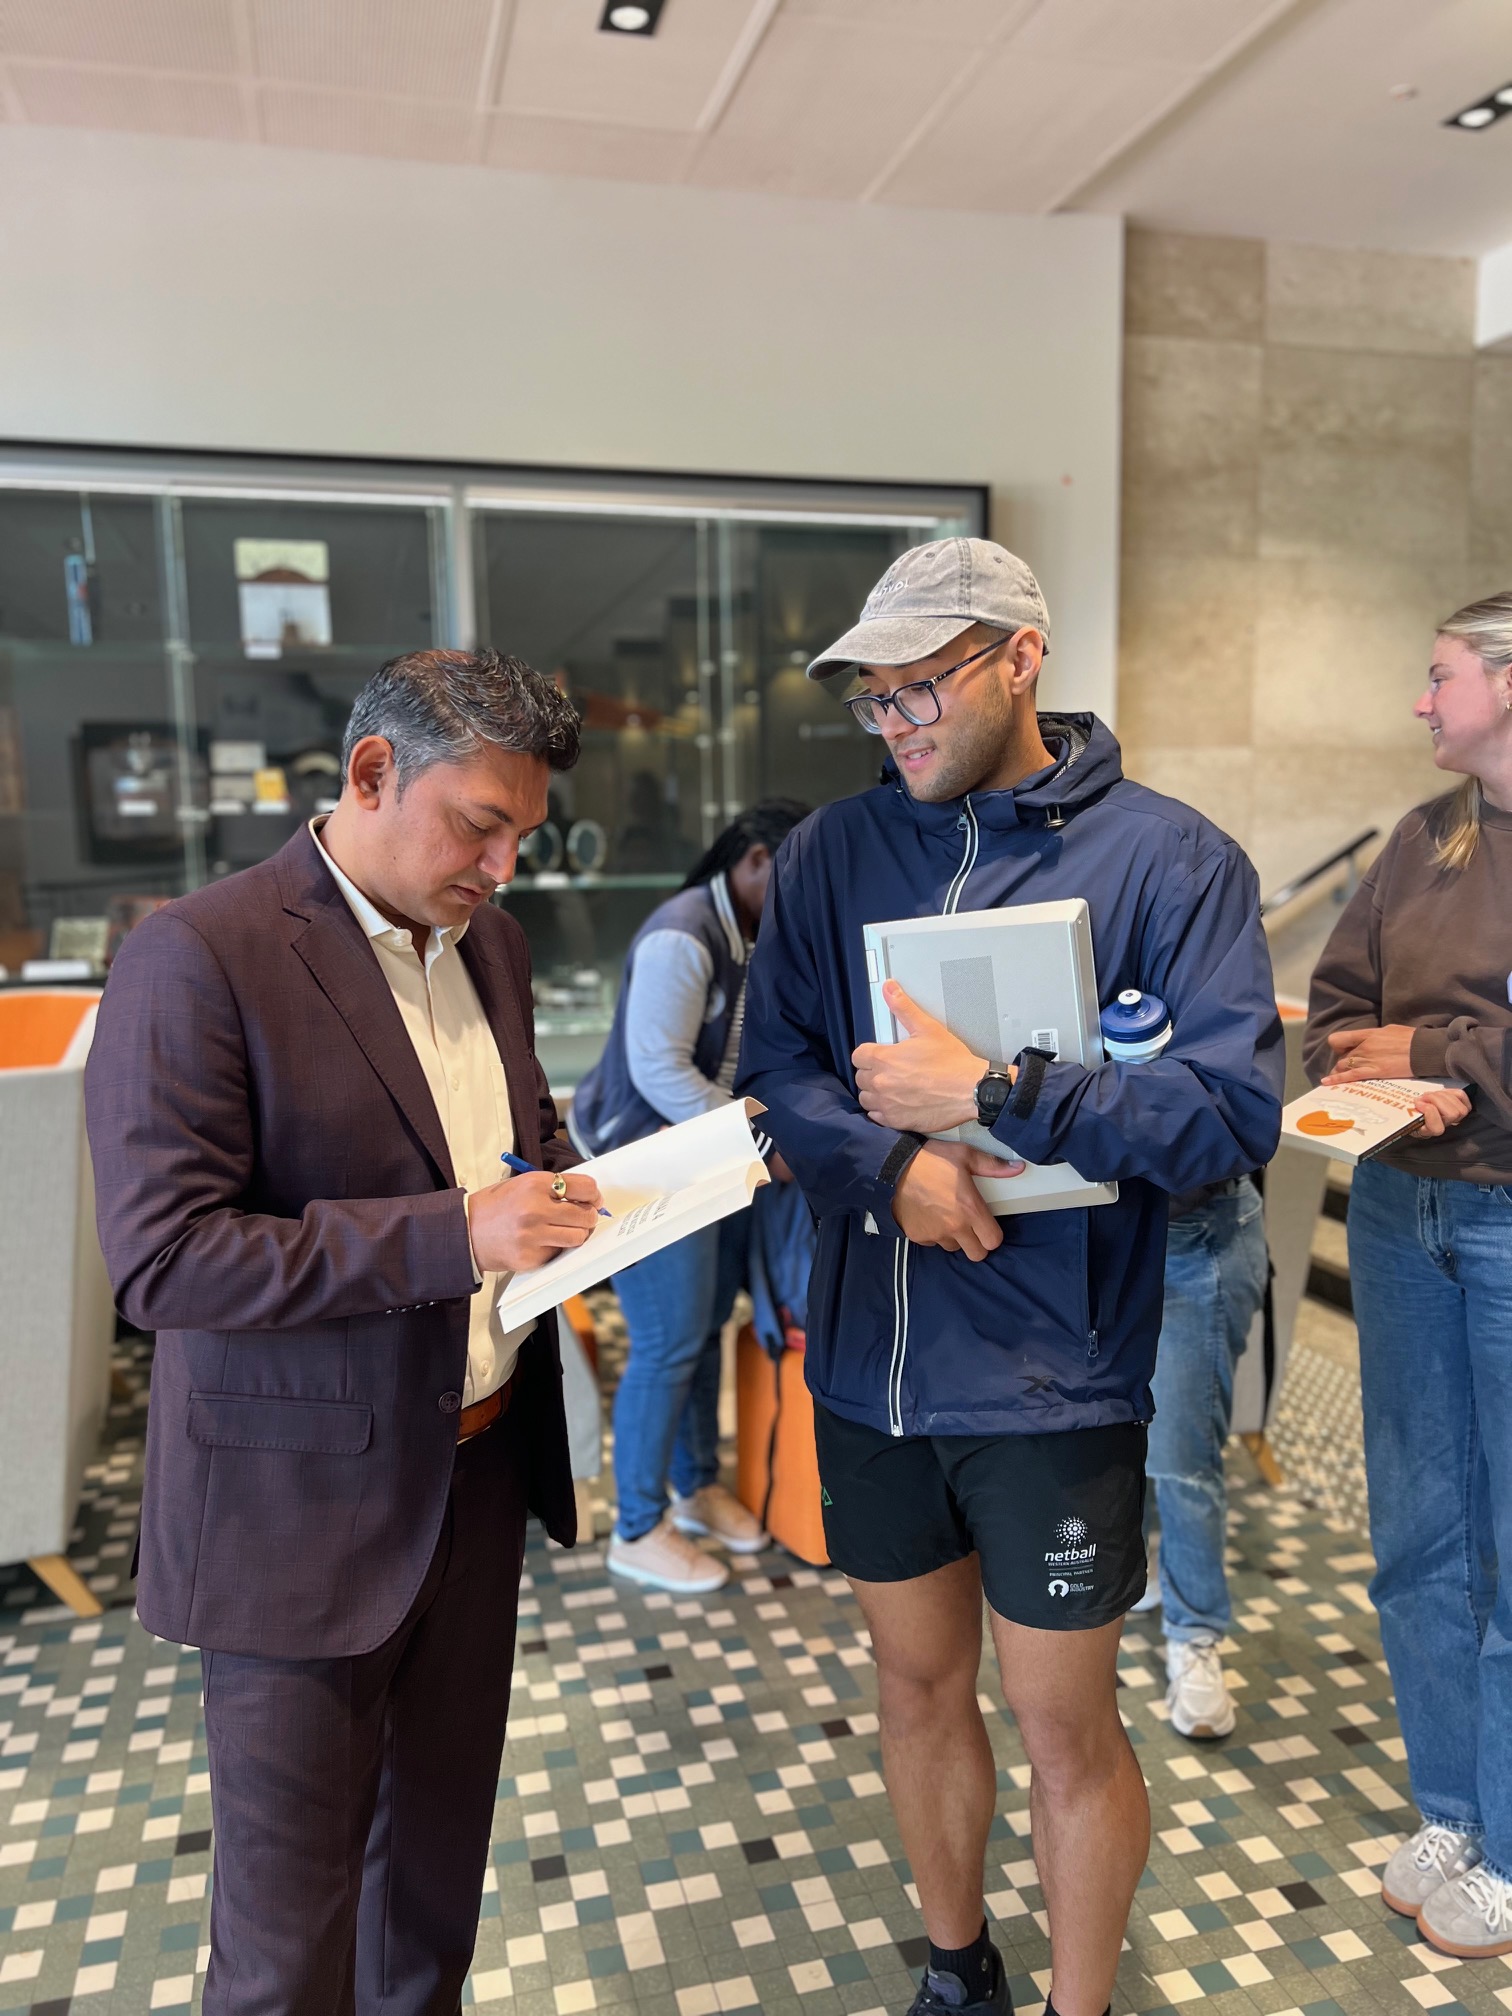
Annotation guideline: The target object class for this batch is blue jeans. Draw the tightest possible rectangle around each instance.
[611,1210,748,1542]
[1349,1160,1512,1881]
[1147,1177,1268,1642]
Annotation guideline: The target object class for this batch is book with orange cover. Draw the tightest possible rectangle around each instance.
[1280,1078,1453,1165]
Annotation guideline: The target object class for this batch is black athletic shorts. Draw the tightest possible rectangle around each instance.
[814,1405,1147,1631]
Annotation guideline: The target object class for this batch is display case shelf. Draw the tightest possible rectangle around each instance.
[534,1012,615,1038]
[500,874,684,895]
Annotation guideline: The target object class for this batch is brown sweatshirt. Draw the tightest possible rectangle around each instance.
[1305,795,1512,1184]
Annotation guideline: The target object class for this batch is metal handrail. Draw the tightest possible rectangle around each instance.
[1260,828,1380,917]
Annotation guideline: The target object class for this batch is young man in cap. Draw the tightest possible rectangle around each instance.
[737,539,1282,2016]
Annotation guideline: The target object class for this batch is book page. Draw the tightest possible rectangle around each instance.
[497,1100,769,1330]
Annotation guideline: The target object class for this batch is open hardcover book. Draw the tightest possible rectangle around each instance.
[497,1098,770,1332]
[1280,1078,1453,1165]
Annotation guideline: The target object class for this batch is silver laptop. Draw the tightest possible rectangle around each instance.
[862,899,1118,1217]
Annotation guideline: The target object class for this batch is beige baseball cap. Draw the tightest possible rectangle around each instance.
[806,536,1050,681]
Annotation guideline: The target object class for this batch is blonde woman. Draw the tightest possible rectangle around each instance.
[1306,592,1512,1960]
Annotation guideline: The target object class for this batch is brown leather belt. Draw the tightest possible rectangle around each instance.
[457,1374,514,1444]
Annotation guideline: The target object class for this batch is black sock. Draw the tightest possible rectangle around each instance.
[1044,2001,1110,2016]
[928,1919,994,2000]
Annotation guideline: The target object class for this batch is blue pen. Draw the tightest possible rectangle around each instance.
[501,1149,611,1216]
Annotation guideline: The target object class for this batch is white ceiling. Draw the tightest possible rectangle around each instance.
[1,0,1510,255]
[1078,0,1512,256]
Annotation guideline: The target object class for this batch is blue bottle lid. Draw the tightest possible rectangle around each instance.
[1100,989,1170,1044]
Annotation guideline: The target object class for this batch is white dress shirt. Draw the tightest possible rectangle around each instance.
[313,822,533,1403]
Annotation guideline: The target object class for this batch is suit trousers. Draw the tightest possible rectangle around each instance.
[200,1406,529,2016]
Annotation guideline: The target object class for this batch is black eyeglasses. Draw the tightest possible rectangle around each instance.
[843,635,1008,735]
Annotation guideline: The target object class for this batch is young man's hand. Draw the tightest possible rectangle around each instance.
[891,1141,1022,1261]
[853,981,1002,1133]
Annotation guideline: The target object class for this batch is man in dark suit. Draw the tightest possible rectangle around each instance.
[85,648,605,2016]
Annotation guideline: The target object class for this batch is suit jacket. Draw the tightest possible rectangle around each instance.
[84,825,578,1660]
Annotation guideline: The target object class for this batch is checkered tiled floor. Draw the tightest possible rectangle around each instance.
[1267,1366,1369,1539]
[4,1321,1510,2016]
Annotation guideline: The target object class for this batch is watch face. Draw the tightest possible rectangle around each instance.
[977,1073,1010,1124]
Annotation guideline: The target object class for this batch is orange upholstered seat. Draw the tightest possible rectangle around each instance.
[0,993,99,1070]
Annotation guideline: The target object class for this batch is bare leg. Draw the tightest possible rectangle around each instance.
[989,1611,1148,2016]
[850,1557,995,1948]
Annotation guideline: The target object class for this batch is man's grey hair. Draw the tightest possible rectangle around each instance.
[341,647,580,787]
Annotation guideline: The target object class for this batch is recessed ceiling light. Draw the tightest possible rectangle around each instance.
[1444,82,1512,131]
[600,0,665,32]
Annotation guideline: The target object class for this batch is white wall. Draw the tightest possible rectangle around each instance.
[1477,239,1512,352]
[0,125,1124,717]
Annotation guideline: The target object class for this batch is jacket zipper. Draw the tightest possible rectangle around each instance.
[886,1236,911,1435]
[885,796,978,1436]
[943,794,979,915]
[1079,1212,1099,1361]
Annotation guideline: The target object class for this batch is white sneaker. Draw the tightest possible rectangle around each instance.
[671,1483,769,1554]
[1418,1863,1512,1959]
[1165,1637,1237,1740]
[1381,1822,1482,1917]
[608,1519,730,1594]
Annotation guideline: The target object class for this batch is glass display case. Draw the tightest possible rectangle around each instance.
[0,447,980,1086]
[1,490,175,971]
[178,495,445,887]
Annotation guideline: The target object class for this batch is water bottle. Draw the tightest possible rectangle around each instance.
[1100,989,1172,1062]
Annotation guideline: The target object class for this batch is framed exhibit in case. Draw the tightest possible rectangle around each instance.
[74,722,208,866]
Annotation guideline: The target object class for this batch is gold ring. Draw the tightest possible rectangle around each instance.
[550,1174,568,1200]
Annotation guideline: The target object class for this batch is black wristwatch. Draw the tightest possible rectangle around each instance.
[974,1060,1013,1128]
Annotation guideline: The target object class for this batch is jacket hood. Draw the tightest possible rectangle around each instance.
[880,711,1123,835]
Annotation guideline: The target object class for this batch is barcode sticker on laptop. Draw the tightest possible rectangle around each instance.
[1031,1027,1060,1054]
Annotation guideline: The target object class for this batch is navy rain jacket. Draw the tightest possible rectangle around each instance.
[735,714,1283,1441]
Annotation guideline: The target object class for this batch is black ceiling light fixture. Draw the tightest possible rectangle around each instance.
[599,0,666,33]
[1444,81,1512,130]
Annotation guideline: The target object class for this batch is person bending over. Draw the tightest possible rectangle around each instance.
[571,799,808,1593]
[85,649,602,2015]
[738,539,1282,2016]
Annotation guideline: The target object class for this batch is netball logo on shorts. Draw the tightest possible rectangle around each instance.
[1045,1515,1097,1596]
[1045,1516,1096,1568]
